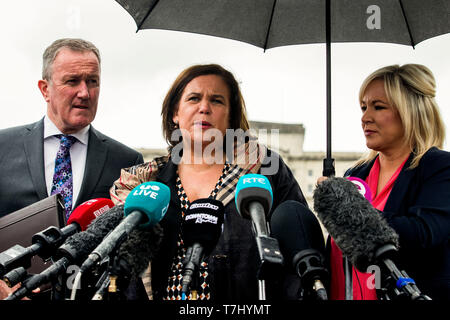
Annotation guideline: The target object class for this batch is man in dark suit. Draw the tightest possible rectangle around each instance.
[0,38,144,219]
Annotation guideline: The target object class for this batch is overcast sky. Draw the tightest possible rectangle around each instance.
[1,0,449,153]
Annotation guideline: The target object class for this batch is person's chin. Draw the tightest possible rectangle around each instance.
[67,117,93,131]
[366,143,381,152]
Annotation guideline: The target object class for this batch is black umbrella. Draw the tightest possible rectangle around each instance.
[115,0,450,176]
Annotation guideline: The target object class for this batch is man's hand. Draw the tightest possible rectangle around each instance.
[0,279,19,300]
[0,279,40,300]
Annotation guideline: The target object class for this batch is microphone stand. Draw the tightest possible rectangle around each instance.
[249,202,284,301]
[50,270,66,300]
[91,268,111,300]
[102,249,128,301]
[344,257,353,300]
[294,249,328,300]
[181,244,202,300]
[376,244,431,300]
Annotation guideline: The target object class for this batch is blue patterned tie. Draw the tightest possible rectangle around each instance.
[50,135,77,219]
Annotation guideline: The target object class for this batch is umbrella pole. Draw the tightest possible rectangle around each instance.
[323,0,335,177]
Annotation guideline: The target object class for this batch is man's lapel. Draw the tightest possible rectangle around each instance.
[75,126,107,207]
[23,118,48,200]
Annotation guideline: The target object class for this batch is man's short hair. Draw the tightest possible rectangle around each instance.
[42,38,101,81]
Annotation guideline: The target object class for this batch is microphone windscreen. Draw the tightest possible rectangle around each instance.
[270,200,325,270]
[85,204,125,238]
[124,182,170,229]
[116,224,164,277]
[59,232,100,264]
[235,174,273,218]
[67,198,114,231]
[56,205,125,263]
[182,198,224,255]
[313,177,399,271]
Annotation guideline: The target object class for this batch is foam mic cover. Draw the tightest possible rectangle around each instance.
[67,198,114,231]
[56,204,125,264]
[183,198,224,255]
[313,177,400,271]
[235,174,273,218]
[116,224,164,277]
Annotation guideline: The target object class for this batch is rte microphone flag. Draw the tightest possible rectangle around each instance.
[235,174,283,285]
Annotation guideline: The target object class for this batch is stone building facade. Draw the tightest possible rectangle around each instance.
[136,120,363,209]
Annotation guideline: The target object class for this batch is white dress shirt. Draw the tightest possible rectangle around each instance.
[43,116,90,208]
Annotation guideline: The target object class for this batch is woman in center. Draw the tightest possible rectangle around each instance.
[111,64,320,300]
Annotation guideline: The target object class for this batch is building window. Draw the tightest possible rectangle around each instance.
[308,169,314,177]
[308,184,313,193]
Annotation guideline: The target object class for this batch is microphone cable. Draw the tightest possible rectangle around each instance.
[70,269,83,300]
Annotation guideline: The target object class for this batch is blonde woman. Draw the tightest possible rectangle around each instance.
[327,64,450,301]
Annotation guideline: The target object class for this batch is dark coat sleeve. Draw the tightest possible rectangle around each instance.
[384,150,450,250]
[345,149,450,299]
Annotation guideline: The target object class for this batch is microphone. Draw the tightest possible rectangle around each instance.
[91,223,165,300]
[56,204,125,264]
[0,198,113,278]
[313,177,431,300]
[270,200,329,300]
[115,224,164,278]
[235,174,284,280]
[180,198,224,299]
[4,204,123,300]
[67,198,115,230]
[79,182,170,273]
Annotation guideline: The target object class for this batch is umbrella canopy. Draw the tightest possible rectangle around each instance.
[115,0,450,175]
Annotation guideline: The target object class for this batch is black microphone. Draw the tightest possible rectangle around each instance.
[181,198,224,300]
[313,177,431,300]
[235,174,284,280]
[0,198,113,278]
[4,205,125,300]
[270,200,329,300]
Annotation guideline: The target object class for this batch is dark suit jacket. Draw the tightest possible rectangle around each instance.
[345,147,450,300]
[0,118,144,219]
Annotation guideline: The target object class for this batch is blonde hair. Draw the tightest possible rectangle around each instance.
[354,64,445,169]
